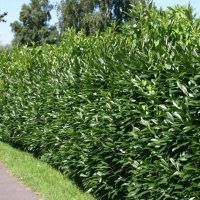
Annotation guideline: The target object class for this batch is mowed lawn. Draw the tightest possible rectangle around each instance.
[0,142,95,200]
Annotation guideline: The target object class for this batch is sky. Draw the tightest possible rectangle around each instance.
[0,0,199,45]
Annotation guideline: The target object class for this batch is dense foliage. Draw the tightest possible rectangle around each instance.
[10,0,59,46]
[0,4,200,199]
[58,0,150,35]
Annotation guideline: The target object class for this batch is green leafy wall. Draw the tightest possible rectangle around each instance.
[0,4,199,199]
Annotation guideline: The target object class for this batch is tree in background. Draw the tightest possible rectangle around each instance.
[10,0,59,46]
[58,0,108,35]
[58,0,151,35]
[0,11,7,22]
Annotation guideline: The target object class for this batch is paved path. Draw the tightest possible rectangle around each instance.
[0,162,41,200]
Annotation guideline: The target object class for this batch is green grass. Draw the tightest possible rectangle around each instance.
[0,142,95,200]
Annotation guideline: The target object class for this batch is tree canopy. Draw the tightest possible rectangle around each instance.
[10,0,59,46]
[58,0,151,35]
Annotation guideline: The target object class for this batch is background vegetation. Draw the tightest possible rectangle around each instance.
[10,0,59,46]
[58,0,151,35]
[0,3,199,200]
[0,10,7,23]
[9,0,151,45]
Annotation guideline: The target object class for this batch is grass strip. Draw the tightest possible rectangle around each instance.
[0,142,95,200]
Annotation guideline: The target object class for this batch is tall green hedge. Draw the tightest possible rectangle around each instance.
[0,4,200,199]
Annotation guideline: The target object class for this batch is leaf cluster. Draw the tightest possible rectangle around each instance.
[0,11,7,23]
